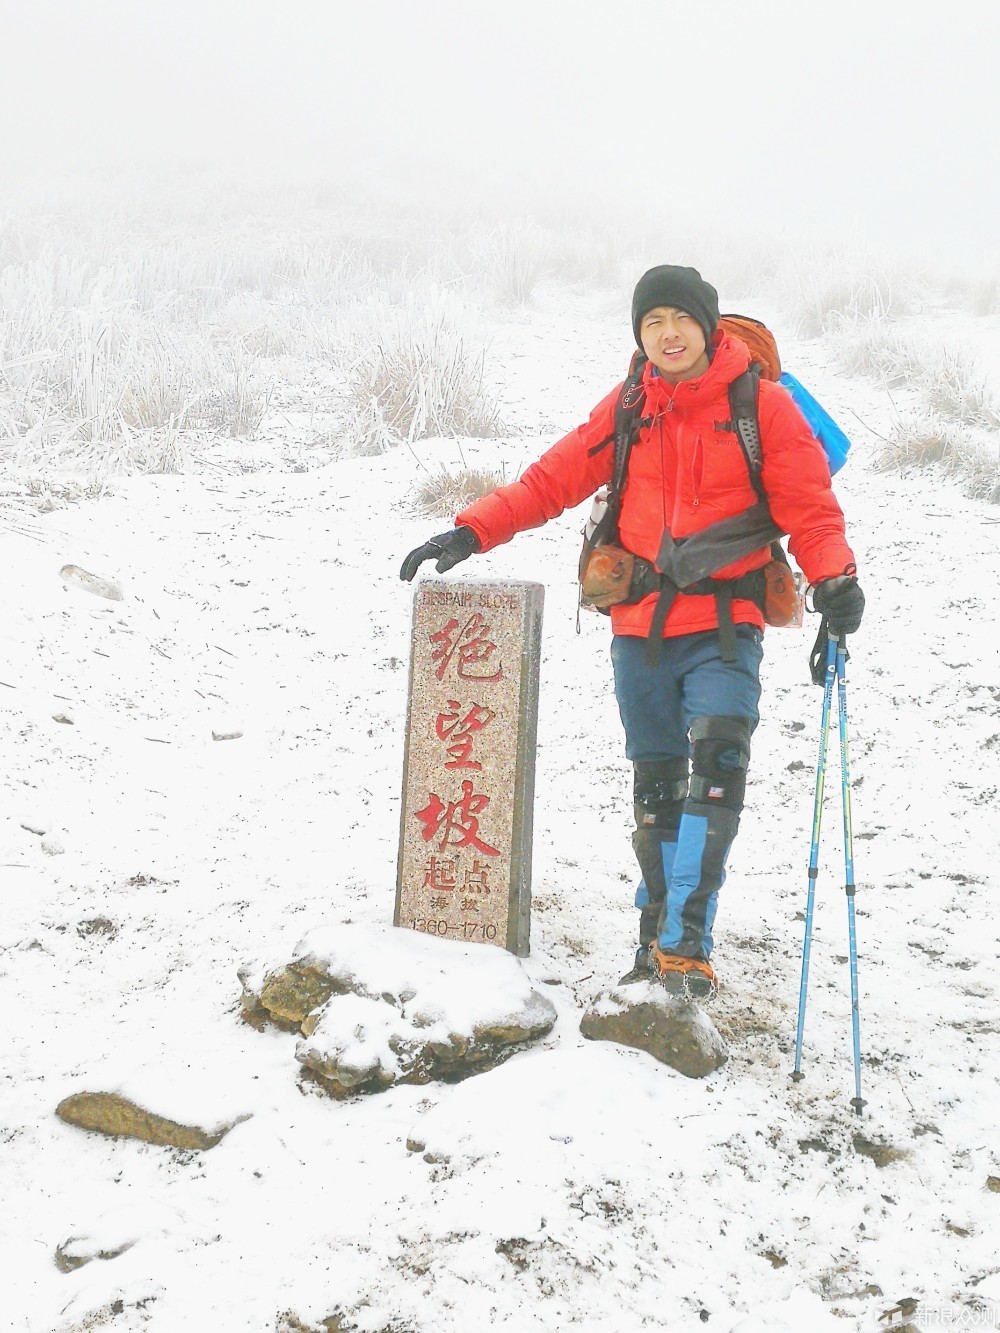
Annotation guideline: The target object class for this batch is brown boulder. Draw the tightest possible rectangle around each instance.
[241,961,346,1032]
[580,984,728,1078]
[56,1092,237,1150]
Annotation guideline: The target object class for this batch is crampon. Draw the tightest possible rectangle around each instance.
[650,947,719,1001]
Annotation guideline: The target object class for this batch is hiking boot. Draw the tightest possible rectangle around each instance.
[650,947,719,1001]
[617,946,654,986]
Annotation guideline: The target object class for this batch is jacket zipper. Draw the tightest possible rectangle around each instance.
[662,401,689,534]
[658,413,668,533]
[660,399,679,534]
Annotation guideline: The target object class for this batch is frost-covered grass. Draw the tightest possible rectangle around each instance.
[825,310,1000,434]
[411,463,509,518]
[344,303,505,456]
[0,171,996,507]
[823,313,924,383]
[824,313,1000,499]
[0,196,537,483]
[771,243,935,338]
[942,266,1000,317]
[875,413,1000,503]
[922,345,1000,430]
[485,220,548,306]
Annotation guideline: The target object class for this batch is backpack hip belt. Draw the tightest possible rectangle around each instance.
[640,563,766,664]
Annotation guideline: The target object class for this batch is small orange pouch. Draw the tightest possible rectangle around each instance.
[579,543,636,610]
[763,561,804,628]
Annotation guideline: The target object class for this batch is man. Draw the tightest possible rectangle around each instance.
[400,265,863,998]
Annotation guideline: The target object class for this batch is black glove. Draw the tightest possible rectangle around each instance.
[399,527,480,582]
[812,575,865,635]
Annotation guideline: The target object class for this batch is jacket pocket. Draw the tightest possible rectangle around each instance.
[694,429,751,502]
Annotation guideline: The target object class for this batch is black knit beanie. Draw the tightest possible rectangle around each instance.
[631,265,720,350]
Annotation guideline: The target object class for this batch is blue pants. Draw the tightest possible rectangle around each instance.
[611,627,763,960]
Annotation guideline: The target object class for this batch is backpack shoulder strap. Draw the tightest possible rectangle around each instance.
[605,354,649,527]
[727,367,790,566]
[727,365,766,502]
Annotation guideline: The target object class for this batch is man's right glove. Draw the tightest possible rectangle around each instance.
[812,574,865,635]
[399,526,480,582]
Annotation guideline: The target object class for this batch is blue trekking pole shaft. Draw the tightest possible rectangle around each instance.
[836,633,865,1115]
[792,632,838,1081]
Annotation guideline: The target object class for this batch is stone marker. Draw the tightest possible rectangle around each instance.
[395,578,544,956]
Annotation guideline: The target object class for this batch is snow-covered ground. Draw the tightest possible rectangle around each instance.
[3,287,1000,1332]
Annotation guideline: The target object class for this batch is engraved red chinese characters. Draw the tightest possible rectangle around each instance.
[414,780,500,856]
[422,855,457,891]
[430,614,504,682]
[435,701,496,769]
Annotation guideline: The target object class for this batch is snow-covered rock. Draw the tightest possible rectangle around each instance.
[242,923,558,1096]
[58,564,124,602]
[54,1201,182,1275]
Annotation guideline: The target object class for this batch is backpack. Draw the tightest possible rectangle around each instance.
[700,315,852,475]
[578,315,851,665]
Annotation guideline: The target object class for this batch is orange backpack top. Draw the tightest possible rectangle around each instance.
[719,314,782,381]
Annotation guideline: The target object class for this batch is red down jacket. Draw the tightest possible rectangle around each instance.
[456,333,856,640]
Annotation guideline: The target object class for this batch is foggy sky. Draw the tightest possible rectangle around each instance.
[2,0,998,258]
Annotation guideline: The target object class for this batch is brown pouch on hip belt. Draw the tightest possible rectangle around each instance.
[579,543,637,609]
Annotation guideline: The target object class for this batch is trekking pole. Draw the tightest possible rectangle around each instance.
[835,632,865,1115]
[791,633,837,1085]
[791,630,865,1115]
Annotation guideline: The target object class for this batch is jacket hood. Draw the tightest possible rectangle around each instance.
[641,333,752,413]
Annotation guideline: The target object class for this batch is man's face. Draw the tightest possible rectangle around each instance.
[639,306,710,383]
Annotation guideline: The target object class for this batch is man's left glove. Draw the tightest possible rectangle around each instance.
[400,526,480,582]
[812,574,865,635]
